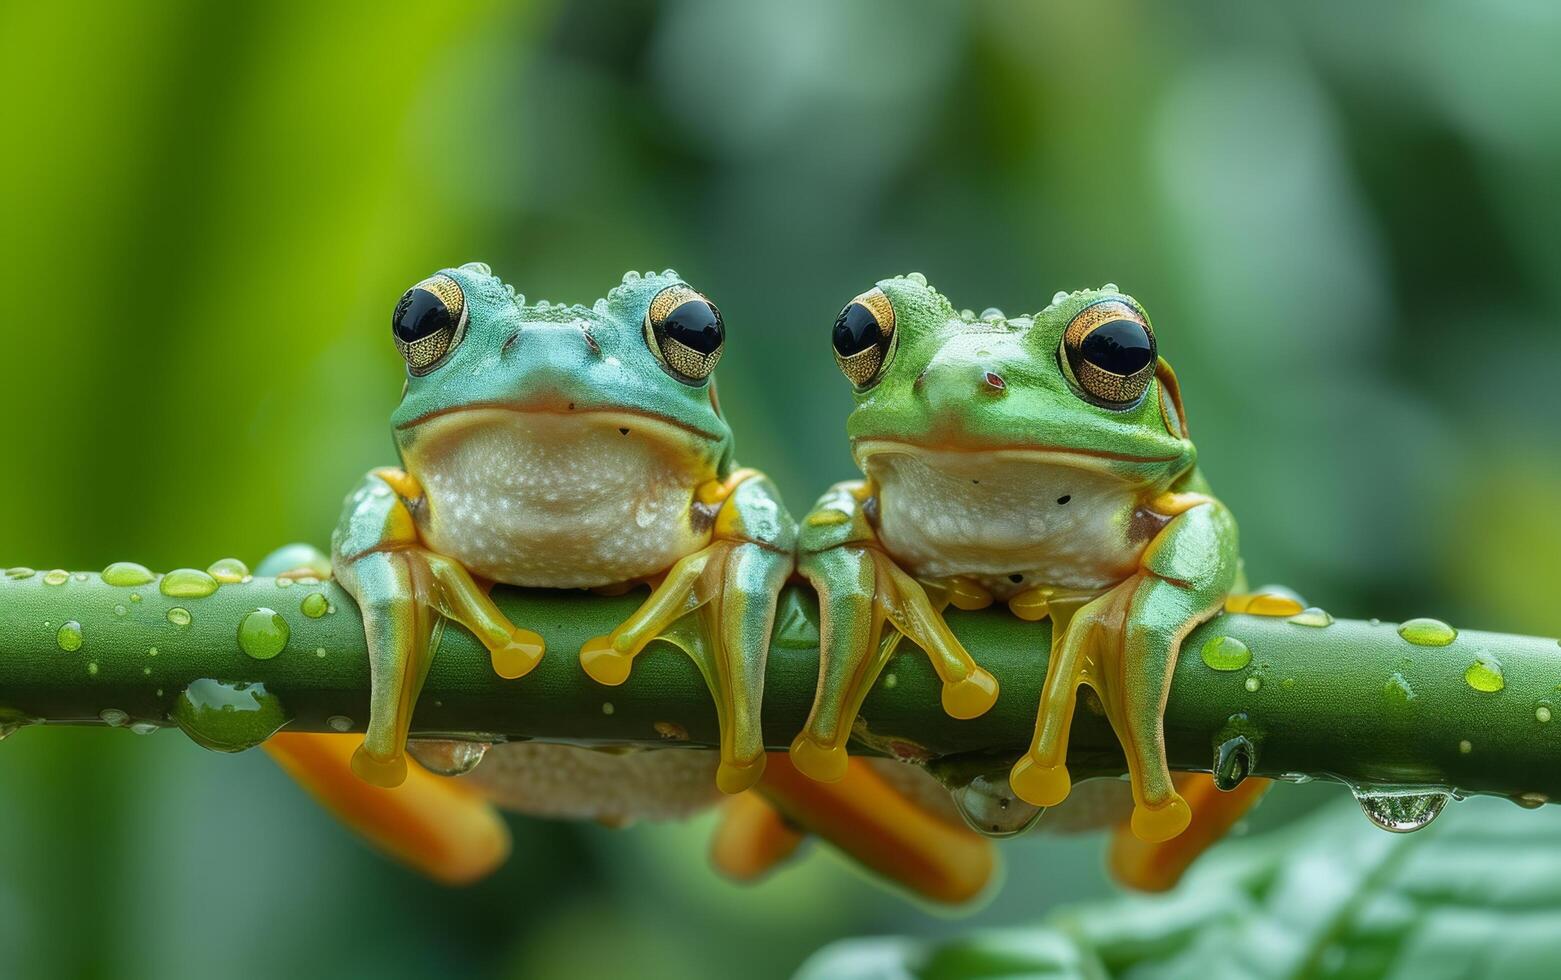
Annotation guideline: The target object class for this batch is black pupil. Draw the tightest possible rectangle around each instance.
[662,300,723,354]
[832,302,880,357]
[1080,320,1153,375]
[393,288,451,343]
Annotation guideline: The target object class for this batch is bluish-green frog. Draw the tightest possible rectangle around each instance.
[328,264,795,792]
[794,274,1243,844]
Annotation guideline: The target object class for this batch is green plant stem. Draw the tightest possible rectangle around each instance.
[2,570,1558,802]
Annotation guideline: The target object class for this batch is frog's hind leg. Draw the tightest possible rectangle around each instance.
[724,753,995,904]
[265,732,511,886]
[580,471,795,795]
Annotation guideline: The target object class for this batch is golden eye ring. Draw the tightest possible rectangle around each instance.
[392,273,468,376]
[644,284,724,383]
[1060,298,1157,407]
[831,287,896,388]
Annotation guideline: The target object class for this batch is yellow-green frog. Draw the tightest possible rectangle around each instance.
[330,264,795,793]
[793,274,1241,843]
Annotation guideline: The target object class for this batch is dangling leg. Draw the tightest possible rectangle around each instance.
[1007,594,1100,810]
[580,472,795,795]
[331,468,546,788]
[792,481,997,784]
[1008,494,1238,843]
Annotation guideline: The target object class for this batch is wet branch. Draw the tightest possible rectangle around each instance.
[1,569,1558,804]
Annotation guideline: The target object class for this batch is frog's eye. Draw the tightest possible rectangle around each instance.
[644,284,724,383]
[1060,298,1157,407]
[831,287,896,388]
[392,274,468,376]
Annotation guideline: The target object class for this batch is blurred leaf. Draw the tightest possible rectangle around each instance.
[799,795,1561,978]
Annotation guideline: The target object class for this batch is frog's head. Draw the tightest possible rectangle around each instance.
[830,274,1195,493]
[390,264,733,473]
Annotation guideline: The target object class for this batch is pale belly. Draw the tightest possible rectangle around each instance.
[867,449,1152,600]
[405,410,716,589]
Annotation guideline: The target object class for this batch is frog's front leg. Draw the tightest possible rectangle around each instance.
[790,480,999,783]
[333,467,545,787]
[1008,492,1239,842]
[579,469,795,795]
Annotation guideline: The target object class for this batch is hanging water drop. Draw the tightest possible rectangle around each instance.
[1212,735,1256,791]
[1352,788,1449,833]
[99,708,129,728]
[948,771,1045,838]
[408,739,491,776]
[171,679,289,752]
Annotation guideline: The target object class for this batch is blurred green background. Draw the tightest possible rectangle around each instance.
[2,1,1559,977]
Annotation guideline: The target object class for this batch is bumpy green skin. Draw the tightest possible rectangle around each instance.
[329,264,794,790]
[2,572,1558,811]
[798,275,1241,839]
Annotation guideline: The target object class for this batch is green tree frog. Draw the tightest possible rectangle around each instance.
[794,274,1241,843]
[329,264,795,793]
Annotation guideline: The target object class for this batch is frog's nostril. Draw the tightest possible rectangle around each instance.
[982,371,1007,393]
[500,330,521,355]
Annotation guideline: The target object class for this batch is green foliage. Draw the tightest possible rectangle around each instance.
[801,795,1561,979]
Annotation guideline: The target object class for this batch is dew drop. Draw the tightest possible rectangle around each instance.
[408,739,490,776]
[882,673,898,690]
[99,708,129,728]
[237,608,289,660]
[327,715,352,733]
[6,567,36,580]
[1459,739,1473,755]
[113,604,127,617]
[1463,651,1505,693]
[601,702,615,715]
[1399,618,1457,647]
[1201,635,1252,672]
[1244,675,1262,692]
[87,661,98,676]
[949,771,1045,838]
[300,592,329,618]
[56,620,83,652]
[1383,671,1416,705]
[42,569,69,586]
[101,561,155,586]
[166,607,192,627]
[1353,788,1449,833]
[1288,607,1334,628]
[1537,705,1552,723]
[206,557,250,584]
[160,568,218,599]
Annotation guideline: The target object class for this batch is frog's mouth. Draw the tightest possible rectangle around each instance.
[399,400,725,445]
[852,439,1183,478]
